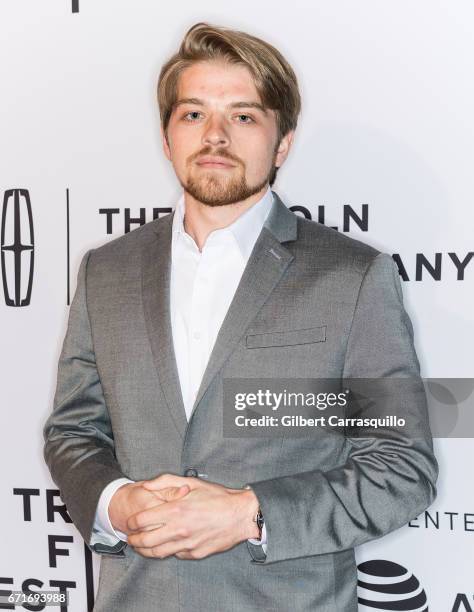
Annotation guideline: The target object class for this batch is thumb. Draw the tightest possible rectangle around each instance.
[151,484,190,501]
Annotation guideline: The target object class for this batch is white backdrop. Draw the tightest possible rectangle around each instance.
[1,1,472,610]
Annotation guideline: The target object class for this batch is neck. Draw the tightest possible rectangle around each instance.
[182,185,269,252]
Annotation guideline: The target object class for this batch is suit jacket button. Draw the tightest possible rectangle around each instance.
[184,467,198,477]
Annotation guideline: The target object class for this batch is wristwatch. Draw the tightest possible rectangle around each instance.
[243,484,265,540]
[253,507,265,540]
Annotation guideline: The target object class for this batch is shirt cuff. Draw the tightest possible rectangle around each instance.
[247,522,267,554]
[93,477,135,543]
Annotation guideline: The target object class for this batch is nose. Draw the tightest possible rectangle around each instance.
[202,114,230,148]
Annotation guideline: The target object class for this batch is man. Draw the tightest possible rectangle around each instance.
[43,22,438,611]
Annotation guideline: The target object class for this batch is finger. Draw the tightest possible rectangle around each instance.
[127,524,186,549]
[134,538,193,559]
[175,550,208,560]
[138,521,167,533]
[142,474,191,491]
[127,504,169,532]
[175,551,193,560]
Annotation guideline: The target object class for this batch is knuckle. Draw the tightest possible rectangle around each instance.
[127,518,136,531]
[161,487,176,499]
[139,533,152,548]
[170,504,183,517]
[186,538,198,550]
[188,548,204,560]
[176,551,190,559]
[176,502,185,514]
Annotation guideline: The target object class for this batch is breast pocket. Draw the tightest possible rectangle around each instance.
[246,325,327,349]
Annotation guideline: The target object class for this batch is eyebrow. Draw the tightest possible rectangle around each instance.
[173,97,268,115]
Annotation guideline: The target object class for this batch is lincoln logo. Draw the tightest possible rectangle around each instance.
[1,189,35,307]
[357,559,428,611]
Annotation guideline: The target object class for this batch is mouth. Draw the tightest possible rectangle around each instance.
[195,157,236,169]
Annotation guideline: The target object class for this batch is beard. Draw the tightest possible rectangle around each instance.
[180,148,278,207]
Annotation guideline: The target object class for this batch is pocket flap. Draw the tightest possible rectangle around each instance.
[246,325,326,348]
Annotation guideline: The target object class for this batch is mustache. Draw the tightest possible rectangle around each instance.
[189,148,242,165]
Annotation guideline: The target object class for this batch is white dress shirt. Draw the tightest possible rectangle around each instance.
[90,187,274,554]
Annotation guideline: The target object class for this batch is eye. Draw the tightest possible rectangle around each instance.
[236,114,254,124]
[183,111,202,121]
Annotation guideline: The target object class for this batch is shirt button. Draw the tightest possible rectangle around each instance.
[184,467,199,477]
[193,331,201,340]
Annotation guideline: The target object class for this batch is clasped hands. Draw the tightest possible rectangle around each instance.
[108,474,260,560]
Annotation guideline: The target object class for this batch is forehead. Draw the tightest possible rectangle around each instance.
[176,60,261,102]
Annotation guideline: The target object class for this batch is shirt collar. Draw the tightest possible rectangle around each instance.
[172,186,274,261]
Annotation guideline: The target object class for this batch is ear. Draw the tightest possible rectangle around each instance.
[161,125,172,161]
[274,130,295,168]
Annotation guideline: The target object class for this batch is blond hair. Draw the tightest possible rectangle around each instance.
[157,22,301,185]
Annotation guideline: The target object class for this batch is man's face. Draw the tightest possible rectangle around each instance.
[162,59,293,206]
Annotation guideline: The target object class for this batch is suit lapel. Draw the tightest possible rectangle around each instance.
[141,191,298,440]
[141,211,188,440]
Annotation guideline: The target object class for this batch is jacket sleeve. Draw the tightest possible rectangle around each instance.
[43,249,129,556]
[245,252,438,564]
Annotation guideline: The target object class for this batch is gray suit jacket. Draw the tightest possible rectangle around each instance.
[43,191,438,611]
